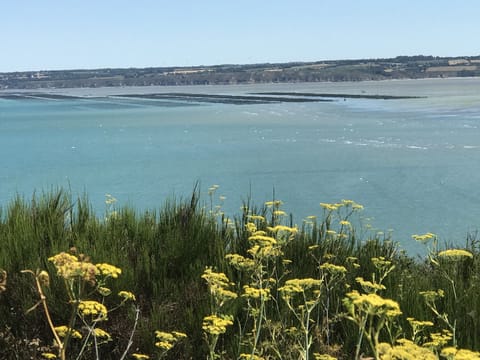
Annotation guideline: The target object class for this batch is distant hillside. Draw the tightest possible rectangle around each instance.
[1,55,480,89]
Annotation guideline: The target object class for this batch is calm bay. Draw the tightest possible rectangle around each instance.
[1,78,480,253]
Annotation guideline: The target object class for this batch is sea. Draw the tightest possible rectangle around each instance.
[1,77,480,254]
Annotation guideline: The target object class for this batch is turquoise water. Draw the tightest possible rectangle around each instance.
[1,78,480,252]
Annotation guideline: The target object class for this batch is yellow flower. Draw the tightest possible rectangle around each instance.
[92,328,111,340]
[242,285,270,300]
[380,339,436,360]
[313,354,337,360]
[440,347,480,360]
[355,277,386,292]
[248,234,277,246]
[54,325,82,339]
[320,262,347,274]
[132,354,150,359]
[265,200,283,207]
[118,290,136,301]
[41,353,57,359]
[202,314,234,335]
[247,215,266,222]
[96,263,122,278]
[437,249,473,260]
[78,300,108,320]
[226,253,255,270]
[412,232,436,243]
[320,203,340,211]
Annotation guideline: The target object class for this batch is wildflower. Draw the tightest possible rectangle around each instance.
[320,262,347,274]
[78,300,108,320]
[419,289,444,303]
[41,353,57,359]
[98,287,112,296]
[265,200,283,207]
[345,290,401,317]
[248,234,277,246]
[423,330,453,349]
[437,249,473,260]
[355,277,386,292]
[320,203,339,211]
[248,215,265,222]
[379,339,436,360]
[154,330,187,350]
[54,325,82,339]
[412,232,436,243]
[201,267,237,303]
[118,290,136,301]
[313,354,337,360]
[226,253,255,270]
[339,220,351,227]
[273,210,287,216]
[242,285,270,300]
[132,354,150,359]
[96,263,122,278]
[93,328,111,340]
[245,222,257,233]
[267,225,298,234]
[48,252,99,283]
[202,314,234,335]
[440,347,480,360]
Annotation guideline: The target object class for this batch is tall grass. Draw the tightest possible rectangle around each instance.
[1,188,480,359]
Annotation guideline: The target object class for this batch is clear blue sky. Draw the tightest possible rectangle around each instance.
[1,0,479,72]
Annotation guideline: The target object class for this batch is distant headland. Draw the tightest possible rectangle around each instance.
[1,55,480,90]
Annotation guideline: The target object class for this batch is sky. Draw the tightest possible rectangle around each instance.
[1,0,480,72]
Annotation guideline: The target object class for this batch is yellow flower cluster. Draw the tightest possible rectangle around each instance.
[118,290,136,301]
[78,300,108,320]
[423,330,453,348]
[346,290,402,317]
[242,285,271,300]
[201,267,237,302]
[96,263,122,278]
[356,277,386,292]
[265,200,283,208]
[279,278,322,294]
[48,252,98,283]
[247,215,266,222]
[419,289,444,303]
[154,330,187,350]
[54,325,82,339]
[441,347,480,360]
[320,199,364,212]
[132,354,150,359]
[41,353,57,359]
[226,253,256,270]
[378,339,436,360]
[267,225,298,234]
[437,249,473,260]
[411,232,436,243]
[245,222,258,233]
[313,354,337,360]
[320,263,347,274]
[93,328,111,340]
[248,244,282,259]
[202,314,234,335]
[406,317,434,328]
[248,234,277,246]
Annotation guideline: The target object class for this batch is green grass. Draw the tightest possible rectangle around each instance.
[1,188,480,359]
